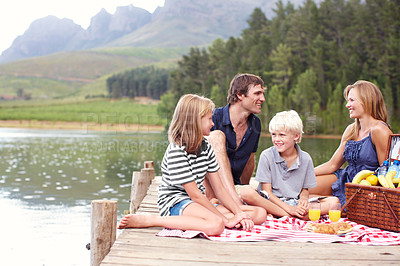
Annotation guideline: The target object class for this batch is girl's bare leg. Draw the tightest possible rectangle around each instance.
[118,202,225,236]
[214,204,267,225]
[309,174,337,196]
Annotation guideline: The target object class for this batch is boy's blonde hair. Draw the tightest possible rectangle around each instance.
[269,110,304,143]
[168,94,215,154]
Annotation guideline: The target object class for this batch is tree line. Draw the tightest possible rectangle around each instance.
[109,0,400,134]
[107,66,170,100]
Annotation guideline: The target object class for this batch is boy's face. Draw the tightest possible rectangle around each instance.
[270,128,299,154]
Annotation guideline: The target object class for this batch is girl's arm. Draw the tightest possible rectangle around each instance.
[183,181,226,220]
[371,123,392,165]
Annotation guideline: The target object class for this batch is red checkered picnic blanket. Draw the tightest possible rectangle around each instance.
[157,216,400,245]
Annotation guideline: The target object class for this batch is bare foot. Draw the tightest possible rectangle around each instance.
[117,214,153,229]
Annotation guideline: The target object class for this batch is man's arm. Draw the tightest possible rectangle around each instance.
[240,152,255,185]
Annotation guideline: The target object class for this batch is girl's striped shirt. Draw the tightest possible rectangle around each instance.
[158,139,219,216]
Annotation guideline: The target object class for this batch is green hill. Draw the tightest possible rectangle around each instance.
[0,47,187,99]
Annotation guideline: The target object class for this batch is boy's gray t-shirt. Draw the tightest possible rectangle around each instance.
[255,144,316,199]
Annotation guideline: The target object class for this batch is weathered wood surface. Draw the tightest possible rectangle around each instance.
[102,176,400,265]
[91,200,118,266]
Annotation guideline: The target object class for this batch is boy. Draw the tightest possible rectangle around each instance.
[240,110,339,219]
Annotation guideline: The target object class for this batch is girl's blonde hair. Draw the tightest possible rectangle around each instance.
[168,94,215,154]
[343,80,388,141]
[269,110,304,143]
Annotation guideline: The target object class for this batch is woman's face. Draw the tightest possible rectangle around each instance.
[346,88,365,119]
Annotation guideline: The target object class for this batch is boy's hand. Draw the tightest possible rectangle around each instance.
[288,201,308,218]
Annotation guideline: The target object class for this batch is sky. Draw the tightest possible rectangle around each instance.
[0,0,165,54]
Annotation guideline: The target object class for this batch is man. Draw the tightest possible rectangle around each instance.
[206,73,266,205]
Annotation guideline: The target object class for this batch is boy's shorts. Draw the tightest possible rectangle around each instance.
[278,197,298,206]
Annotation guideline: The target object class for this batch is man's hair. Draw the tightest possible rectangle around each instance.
[168,94,215,154]
[227,73,264,104]
[269,110,304,143]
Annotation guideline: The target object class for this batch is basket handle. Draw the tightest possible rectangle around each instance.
[341,188,362,213]
[382,192,400,223]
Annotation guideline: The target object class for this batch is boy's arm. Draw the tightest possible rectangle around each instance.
[298,188,309,208]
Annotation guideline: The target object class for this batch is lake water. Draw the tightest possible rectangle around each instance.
[0,128,339,265]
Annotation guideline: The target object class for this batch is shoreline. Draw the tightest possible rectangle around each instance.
[0,119,341,139]
[0,120,165,132]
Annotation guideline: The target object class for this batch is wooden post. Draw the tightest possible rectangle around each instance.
[90,200,117,266]
[129,161,155,214]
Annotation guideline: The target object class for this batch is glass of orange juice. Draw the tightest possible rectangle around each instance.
[329,203,341,222]
[309,202,321,221]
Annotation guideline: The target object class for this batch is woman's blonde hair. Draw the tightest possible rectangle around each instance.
[343,80,388,141]
[168,94,215,154]
[269,110,304,143]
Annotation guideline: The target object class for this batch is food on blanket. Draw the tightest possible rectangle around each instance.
[330,222,353,234]
[359,180,371,186]
[385,171,396,188]
[366,174,378,186]
[378,174,390,188]
[352,170,374,184]
[305,222,353,235]
[305,224,336,234]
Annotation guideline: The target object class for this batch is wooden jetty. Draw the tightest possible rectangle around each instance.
[93,162,400,265]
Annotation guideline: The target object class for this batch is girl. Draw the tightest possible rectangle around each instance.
[118,94,266,235]
[309,80,392,206]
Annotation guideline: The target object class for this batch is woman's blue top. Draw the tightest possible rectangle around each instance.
[333,131,379,206]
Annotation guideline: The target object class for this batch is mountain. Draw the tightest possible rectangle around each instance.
[0,5,151,63]
[108,0,279,48]
[0,0,296,64]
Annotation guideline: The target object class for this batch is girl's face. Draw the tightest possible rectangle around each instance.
[270,128,299,154]
[201,111,214,136]
[346,89,365,119]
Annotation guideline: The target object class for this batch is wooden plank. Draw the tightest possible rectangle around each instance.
[102,176,400,265]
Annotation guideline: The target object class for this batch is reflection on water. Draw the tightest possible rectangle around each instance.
[0,128,339,265]
[0,128,168,265]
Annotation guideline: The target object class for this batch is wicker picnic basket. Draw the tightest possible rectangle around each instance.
[343,134,400,232]
[344,183,400,232]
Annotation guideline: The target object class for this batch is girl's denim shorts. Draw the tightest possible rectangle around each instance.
[170,199,193,216]
[169,199,219,216]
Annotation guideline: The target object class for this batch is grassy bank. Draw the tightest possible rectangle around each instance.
[0,98,167,128]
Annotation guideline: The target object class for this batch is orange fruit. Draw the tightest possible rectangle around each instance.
[366,174,378,186]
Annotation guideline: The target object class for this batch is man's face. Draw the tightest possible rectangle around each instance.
[238,84,265,114]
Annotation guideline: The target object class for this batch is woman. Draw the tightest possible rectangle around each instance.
[309,80,392,206]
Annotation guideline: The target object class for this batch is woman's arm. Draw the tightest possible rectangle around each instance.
[314,126,351,176]
[371,123,392,165]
